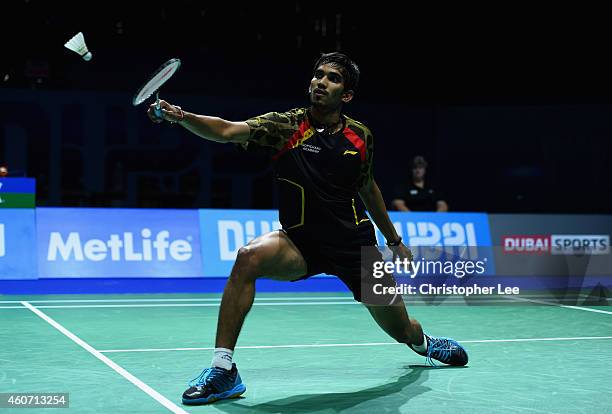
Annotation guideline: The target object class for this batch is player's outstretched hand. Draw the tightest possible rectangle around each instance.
[147,100,184,124]
[395,243,414,262]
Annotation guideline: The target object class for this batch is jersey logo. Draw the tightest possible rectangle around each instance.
[302,144,321,154]
[343,150,358,156]
[292,128,315,148]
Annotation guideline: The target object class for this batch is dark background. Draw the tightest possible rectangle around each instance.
[1,1,611,213]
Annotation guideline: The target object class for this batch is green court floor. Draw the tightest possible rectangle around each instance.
[1,292,611,413]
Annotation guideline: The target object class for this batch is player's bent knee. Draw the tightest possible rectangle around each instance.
[234,245,265,277]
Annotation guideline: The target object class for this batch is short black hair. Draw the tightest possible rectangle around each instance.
[313,52,360,92]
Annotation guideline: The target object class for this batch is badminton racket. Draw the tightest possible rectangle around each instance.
[132,58,181,119]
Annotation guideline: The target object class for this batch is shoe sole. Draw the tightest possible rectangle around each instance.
[182,383,246,405]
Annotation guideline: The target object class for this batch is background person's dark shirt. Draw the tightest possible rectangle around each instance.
[396,183,445,211]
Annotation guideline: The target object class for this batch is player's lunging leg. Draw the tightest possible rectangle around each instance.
[182,231,307,405]
[366,298,468,367]
[214,245,264,351]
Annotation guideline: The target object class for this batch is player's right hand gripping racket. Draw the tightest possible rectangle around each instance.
[132,58,181,119]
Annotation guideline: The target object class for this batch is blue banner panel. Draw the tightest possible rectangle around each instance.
[376,212,495,273]
[199,209,281,277]
[199,209,495,277]
[0,209,38,280]
[36,208,203,278]
[0,178,36,193]
[377,212,493,245]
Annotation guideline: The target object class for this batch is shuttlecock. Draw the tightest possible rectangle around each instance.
[64,32,92,61]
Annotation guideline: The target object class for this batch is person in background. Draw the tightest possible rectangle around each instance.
[0,164,8,177]
[391,155,448,212]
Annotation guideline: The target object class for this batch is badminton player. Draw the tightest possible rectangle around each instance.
[147,52,468,405]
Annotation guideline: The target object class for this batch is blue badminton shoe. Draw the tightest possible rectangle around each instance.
[181,363,246,405]
[413,334,469,367]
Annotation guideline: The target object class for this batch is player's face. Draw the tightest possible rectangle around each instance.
[0,166,7,177]
[309,64,353,107]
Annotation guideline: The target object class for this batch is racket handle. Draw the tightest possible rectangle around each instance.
[153,92,162,119]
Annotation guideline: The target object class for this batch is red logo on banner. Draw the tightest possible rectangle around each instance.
[502,235,550,254]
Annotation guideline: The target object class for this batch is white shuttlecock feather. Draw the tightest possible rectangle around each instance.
[64,32,92,61]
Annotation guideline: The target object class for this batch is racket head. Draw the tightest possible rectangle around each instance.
[132,58,181,106]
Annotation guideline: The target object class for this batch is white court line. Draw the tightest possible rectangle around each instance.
[0,292,595,304]
[98,335,612,353]
[508,296,612,315]
[1,298,534,309]
[0,298,607,310]
[0,296,354,304]
[461,336,612,343]
[22,301,362,309]
[21,301,188,414]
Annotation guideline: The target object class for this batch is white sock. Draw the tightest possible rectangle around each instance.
[412,334,428,353]
[211,348,233,370]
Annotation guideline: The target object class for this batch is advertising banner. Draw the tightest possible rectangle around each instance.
[199,209,281,277]
[199,210,496,277]
[489,214,612,275]
[376,212,495,269]
[488,214,612,294]
[0,178,36,208]
[0,209,37,279]
[37,208,202,278]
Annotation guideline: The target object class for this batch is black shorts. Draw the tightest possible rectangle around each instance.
[284,227,398,304]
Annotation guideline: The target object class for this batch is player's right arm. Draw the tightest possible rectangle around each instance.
[147,100,249,144]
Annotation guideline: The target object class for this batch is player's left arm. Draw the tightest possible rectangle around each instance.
[359,179,412,259]
[357,128,411,258]
[359,179,398,243]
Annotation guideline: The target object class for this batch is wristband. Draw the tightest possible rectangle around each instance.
[386,236,402,246]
